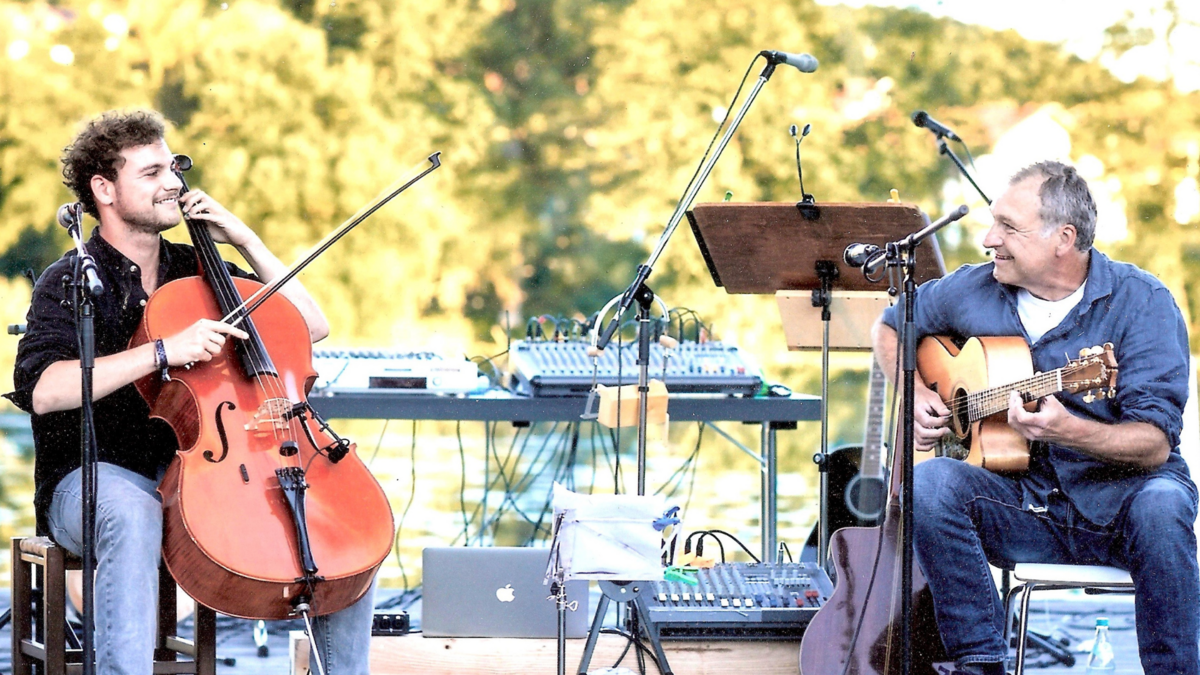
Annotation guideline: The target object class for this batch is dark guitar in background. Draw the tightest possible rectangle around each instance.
[802,360,889,561]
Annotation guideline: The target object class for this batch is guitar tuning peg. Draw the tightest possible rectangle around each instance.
[1096,390,1107,401]
[1083,392,1096,404]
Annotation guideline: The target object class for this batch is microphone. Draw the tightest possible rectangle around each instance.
[761,50,819,73]
[911,110,961,142]
[790,123,813,203]
[56,202,104,295]
[57,202,81,231]
[843,243,880,268]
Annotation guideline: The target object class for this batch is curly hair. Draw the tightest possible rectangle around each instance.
[61,110,168,219]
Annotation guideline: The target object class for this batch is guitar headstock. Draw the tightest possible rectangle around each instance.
[1063,342,1118,403]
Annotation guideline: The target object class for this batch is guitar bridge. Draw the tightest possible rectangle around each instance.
[935,434,970,461]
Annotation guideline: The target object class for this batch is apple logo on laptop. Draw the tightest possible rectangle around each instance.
[496,584,516,603]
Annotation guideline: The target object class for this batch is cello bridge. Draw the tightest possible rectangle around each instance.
[244,398,294,433]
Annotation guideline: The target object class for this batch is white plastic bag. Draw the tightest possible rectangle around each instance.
[547,483,665,582]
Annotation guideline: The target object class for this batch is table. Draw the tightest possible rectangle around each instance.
[308,390,820,560]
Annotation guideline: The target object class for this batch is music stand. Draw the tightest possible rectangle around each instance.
[686,202,945,564]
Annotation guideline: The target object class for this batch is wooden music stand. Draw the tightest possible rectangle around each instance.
[685,202,944,294]
[687,201,947,563]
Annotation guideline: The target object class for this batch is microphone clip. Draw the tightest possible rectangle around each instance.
[796,196,819,221]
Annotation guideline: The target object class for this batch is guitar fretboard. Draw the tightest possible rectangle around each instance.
[860,361,887,479]
[963,366,1074,421]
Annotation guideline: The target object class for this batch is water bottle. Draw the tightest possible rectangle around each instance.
[1086,617,1116,672]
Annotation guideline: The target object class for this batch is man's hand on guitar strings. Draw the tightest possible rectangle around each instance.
[913,383,951,452]
[1007,390,1069,444]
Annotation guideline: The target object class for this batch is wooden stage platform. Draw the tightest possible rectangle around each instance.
[295,634,803,674]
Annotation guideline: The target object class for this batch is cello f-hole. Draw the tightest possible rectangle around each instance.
[206,401,237,463]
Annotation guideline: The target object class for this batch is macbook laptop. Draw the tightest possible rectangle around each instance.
[422,547,590,638]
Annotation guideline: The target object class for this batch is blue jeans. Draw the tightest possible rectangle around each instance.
[913,457,1200,673]
[48,463,376,675]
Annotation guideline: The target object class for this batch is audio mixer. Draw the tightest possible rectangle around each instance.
[638,562,833,640]
[508,340,763,397]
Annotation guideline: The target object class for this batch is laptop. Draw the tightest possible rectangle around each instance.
[422,547,590,638]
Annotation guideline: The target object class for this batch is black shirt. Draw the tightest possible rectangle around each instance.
[4,230,251,534]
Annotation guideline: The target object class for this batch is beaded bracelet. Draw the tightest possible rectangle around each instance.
[154,339,170,380]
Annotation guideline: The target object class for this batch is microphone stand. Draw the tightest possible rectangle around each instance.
[61,205,103,675]
[847,204,967,675]
[593,56,784,495]
[936,136,991,205]
[577,55,788,675]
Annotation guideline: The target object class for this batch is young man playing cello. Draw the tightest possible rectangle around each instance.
[872,161,1198,674]
[6,109,377,674]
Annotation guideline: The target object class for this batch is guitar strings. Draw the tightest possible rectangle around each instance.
[942,361,1102,421]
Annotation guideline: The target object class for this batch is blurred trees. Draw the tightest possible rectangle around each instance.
[0,0,1197,410]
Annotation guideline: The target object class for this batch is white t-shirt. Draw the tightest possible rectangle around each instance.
[1016,281,1086,344]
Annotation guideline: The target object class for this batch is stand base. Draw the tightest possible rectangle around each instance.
[578,581,672,675]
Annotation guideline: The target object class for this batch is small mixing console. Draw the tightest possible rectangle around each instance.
[637,562,833,640]
[508,340,763,397]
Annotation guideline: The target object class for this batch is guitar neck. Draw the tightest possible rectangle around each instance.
[859,361,887,479]
[969,368,1068,420]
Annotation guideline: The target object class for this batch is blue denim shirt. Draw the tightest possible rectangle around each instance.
[882,250,1196,526]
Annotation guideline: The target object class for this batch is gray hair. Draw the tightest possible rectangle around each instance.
[1009,161,1097,251]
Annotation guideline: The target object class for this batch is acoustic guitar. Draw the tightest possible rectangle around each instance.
[915,336,1118,473]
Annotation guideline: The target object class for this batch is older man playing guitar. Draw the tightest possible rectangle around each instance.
[872,161,1198,675]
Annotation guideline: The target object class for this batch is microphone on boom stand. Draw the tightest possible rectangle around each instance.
[911,110,961,141]
[911,110,991,205]
[760,50,819,73]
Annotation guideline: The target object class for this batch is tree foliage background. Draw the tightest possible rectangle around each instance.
[1,0,1198,376]
[1,0,1199,574]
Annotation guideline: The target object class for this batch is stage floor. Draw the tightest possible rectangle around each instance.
[0,589,1143,674]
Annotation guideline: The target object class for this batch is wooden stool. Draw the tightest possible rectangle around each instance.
[10,536,217,675]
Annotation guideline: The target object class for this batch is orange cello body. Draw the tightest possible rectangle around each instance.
[130,276,394,620]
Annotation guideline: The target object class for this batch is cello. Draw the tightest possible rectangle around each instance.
[129,153,436,621]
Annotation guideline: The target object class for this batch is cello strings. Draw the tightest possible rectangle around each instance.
[188,217,296,462]
[174,164,285,442]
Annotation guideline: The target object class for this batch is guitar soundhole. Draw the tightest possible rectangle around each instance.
[845,476,886,523]
[950,388,970,436]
